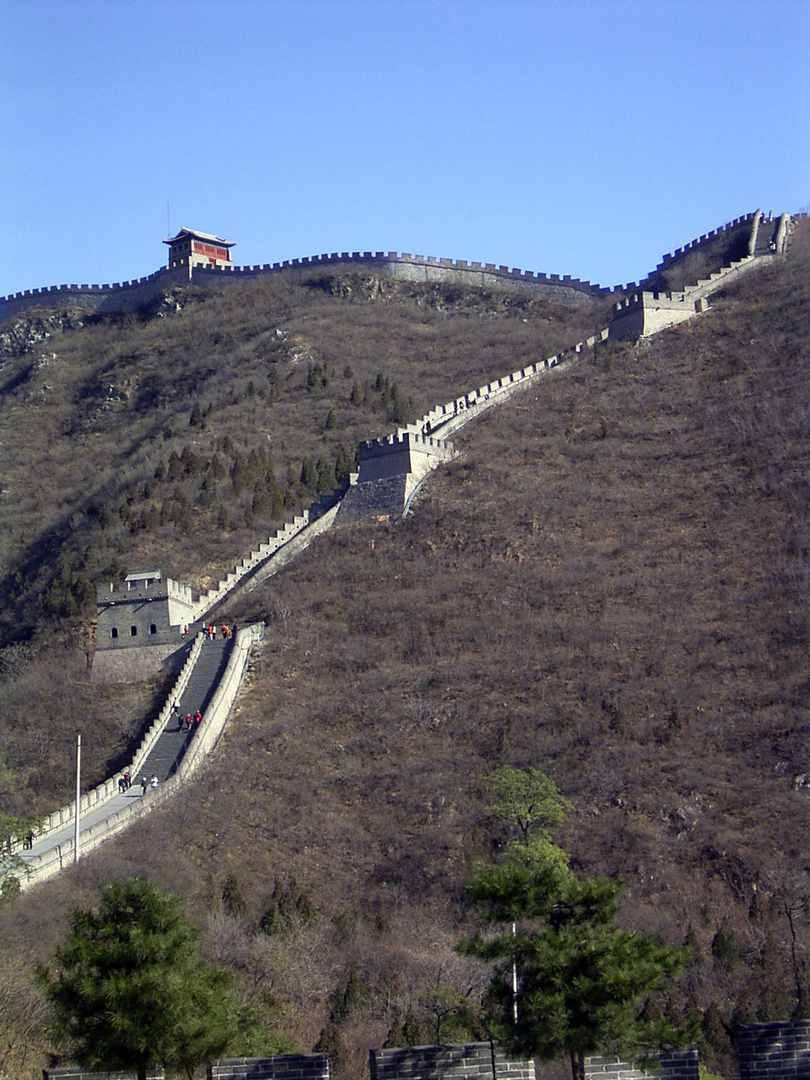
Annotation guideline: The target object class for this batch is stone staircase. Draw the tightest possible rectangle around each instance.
[753,213,779,256]
[10,627,259,891]
[135,636,232,783]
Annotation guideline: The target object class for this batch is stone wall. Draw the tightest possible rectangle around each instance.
[737,1020,810,1079]
[357,432,455,484]
[583,1048,699,1080]
[2,210,786,328]
[1,249,617,325]
[0,265,190,322]
[9,210,789,891]
[17,625,261,890]
[44,1069,164,1080]
[639,212,757,292]
[207,1054,329,1080]
[189,252,616,305]
[90,640,188,684]
[96,573,195,651]
[369,1043,535,1080]
[609,248,769,342]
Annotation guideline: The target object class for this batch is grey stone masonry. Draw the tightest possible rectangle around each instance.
[584,1048,698,1080]
[96,570,195,650]
[44,1070,164,1080]
[737,1020,810,1079]
[369,1043,535,1080]
[207,1055,330,1080]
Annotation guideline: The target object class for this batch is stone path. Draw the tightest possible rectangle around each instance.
[19,636,232,872]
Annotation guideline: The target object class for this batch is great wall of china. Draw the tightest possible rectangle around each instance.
[0,211,785,322]
[2,209,796,893]
[5,209,810,1080]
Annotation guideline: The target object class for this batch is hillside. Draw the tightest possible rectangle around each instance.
[0,273,608,818]
[1,222,809,1080]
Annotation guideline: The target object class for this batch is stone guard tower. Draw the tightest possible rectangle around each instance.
[96,570,194,651]
[163,227,235,279]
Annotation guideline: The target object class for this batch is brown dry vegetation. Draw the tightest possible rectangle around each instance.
[1,225,809,1079]
[0,274,604,817]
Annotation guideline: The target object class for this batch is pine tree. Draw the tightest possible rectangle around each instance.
[459,770,692,1080]
[38,878,240,1080]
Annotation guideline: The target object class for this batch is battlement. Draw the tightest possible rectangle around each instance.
[358,431,453,458]
[96,570,195,649]
[654,211,757,271]
[2,210,784,324]
[0,249,620,323]
[0,265,193,322]
[96,570,193,606]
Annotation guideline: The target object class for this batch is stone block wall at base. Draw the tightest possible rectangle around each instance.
[737,1020,810,1079]
[584,1048,698,1080]
[208,1054,330,1080]
[369,1043,535,1080]
[44,1070,164,1080]
[91,641,188,683]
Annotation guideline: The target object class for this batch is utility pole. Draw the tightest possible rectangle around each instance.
[512,921,518,1022]
[74,733,81,864]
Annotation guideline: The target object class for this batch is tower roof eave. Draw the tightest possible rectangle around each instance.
[163,227,236,248]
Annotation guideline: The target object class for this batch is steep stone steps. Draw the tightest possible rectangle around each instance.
[753,217,777,256]
[135,636,233,783]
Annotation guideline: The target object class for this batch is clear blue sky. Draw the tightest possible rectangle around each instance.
[2,0,808,298]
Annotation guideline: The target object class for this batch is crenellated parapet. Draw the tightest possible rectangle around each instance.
[96,570,195,649]
[0,265,193,322]
[356,430,455,487]
[648,211,757,275]
[3,210,791,324]
[0,249,620,323]
[609,234,776,341]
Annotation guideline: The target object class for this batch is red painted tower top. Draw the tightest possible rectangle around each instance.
[163,227,235,275]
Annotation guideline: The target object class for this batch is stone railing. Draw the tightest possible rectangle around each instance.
[584,1049,699,1080]
[208,1055,330,1080]
[737,1019,810,1079]
[370,1043,534,1080]
[14,625,262,890]
[9,634,204,854]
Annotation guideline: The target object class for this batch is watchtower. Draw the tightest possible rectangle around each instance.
[163,227,235,279]
[95,570,195,650]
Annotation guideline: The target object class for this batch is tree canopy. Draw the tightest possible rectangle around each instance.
[481,764,572,840]
[39,877,241,1080]
[460,768,692,1080]
[0,812,40,899]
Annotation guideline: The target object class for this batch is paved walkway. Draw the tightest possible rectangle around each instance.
[19,636,232,872]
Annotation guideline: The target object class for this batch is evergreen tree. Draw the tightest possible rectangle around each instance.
[460,770,692,1080]
[222,872,248,921]
[0,812,40,893]
[300,456,318,491]
[334,443,354,484]
[38,878,240,1080]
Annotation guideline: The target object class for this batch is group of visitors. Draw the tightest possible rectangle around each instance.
[117,771,132,794]
[181,622,237,640]
[171,702,202,732]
